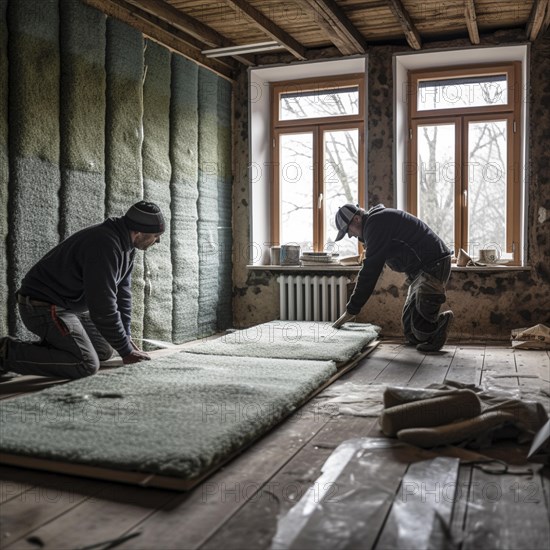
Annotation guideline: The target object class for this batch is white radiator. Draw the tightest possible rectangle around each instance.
[279,275,350,322]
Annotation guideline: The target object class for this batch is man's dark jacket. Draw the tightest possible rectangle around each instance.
[19,217,135,357]
[347,205,450,315]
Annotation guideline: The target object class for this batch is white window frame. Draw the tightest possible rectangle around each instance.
[248,58,366,265]
[394,45,530,266]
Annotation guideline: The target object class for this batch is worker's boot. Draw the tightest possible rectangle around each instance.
[416,311,454,352]
[0,336,17,374]
[0,337,9,374]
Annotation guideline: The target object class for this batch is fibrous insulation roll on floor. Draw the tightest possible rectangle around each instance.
[0,322,380,484]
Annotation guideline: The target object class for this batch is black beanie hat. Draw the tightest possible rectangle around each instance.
[124,201,165,233]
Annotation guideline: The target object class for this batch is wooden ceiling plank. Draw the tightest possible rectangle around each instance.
[299,0,356,55]
[526,0,550,41]
[544,0,550,34]
[386,0,422,50]
[126,0,230,47]
[309,0,368,54]
[83,0,235,79]
[223,0,308,60]
[464,0,480,45]
[124,0,254,65]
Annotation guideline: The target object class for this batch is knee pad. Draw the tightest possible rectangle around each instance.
[416,292,445,323]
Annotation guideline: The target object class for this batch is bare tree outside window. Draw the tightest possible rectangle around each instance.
[278,86,361,256]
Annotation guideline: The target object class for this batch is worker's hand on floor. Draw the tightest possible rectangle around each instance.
[130,338,142,351]
[332,311,356,329]
[122,349,151,364]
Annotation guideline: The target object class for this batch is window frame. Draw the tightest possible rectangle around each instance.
[407,62,522,265]
[271,74,365,252]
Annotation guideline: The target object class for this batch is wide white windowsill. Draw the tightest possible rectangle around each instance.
[247,264,361,272]
[247,264,531,273]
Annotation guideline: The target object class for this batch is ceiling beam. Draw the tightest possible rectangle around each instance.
[464,0,480,45]
[301,0,367,55]
[526,0,550,41]
[126,0,228,47]
[387,0,422,50]
[124,0,254,65]
[543,0,550,35]
[223,0,308,60]
[83,0,236,79]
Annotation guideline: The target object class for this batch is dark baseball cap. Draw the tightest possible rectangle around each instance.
[335,204,360,241]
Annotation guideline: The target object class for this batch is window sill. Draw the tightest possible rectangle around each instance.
[247,264,362,273]
[451,265,531,272]
[247,264,531,274]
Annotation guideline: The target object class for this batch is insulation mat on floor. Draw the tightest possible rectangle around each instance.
[183,321,381,363]
[0,353,337,487]
[0,324,379,490]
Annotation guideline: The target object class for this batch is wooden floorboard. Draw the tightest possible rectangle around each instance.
[199,416,382,550]
[446,344,486,385]
[1,342,549,550]
[97,399,336,550]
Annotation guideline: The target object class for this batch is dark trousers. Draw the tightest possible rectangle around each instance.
[4,303,113,379]
[402,256,452,344]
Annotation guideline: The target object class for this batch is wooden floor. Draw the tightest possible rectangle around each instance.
[0,342,549,550]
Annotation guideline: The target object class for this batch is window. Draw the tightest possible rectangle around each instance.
[271,75,365,257]
[408,63,522,265]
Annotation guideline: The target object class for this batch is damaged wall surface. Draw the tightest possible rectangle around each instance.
[232,30,550,340]
[0,0,233,344]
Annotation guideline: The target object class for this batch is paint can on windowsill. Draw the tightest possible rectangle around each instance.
[270,246,281,265]
[280,245,301,266]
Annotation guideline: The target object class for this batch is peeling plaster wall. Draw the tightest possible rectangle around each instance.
[232,69,280,327]
[232,30,550,340]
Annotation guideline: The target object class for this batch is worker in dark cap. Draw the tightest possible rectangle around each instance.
[332,204,453,352]
[0,201,165,379]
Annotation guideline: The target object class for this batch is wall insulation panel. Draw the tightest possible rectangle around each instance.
[217,78,233,330]
[197,68,220,337]
[7,0,60,336]
[0,0,8,336]
[142,40,173,343]
[59,0,106,238]
[170,56,200,343]
[105,18,145,343]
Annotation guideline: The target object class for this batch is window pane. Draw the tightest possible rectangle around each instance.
[280,133,314,249]
[417,124,455,250]
[467,120,507,260]
[323,129,359,257]
[280,86,359,120]
[418,74,507,111]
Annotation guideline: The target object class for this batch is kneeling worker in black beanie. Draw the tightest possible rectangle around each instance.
[0,201,164,379]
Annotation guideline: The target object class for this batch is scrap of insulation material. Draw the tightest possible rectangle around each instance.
[185,321,380,362]
[0,353,336,479]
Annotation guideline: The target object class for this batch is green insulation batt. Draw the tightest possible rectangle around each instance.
[216,78,233,330]
[142,41,173,344]
[0,353,336,479]
[59,0,106,238]
[186,321,380,363]
[197,68,220,338]
[105,19,145,344]
[7,0,60,337]
[0,0,8,336]
[170,56,200,343]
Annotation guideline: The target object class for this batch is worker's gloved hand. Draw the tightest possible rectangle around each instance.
[332,311,356,329]
[122,349,151,364]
